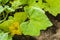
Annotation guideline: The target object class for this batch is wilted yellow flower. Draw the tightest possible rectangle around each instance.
[9,22,22,35]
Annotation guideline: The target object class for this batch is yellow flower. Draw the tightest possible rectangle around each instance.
[9,22,22,35]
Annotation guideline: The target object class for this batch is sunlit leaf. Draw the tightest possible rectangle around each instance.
[11,0,21,9]
[43,0,60,16]
[0,19,14,32]
[20,6,52,36]
[14,12,27,23]
[0,32,8,40]
[4,5,14,13]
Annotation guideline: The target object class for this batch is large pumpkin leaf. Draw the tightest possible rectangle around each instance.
[20,6,52,36]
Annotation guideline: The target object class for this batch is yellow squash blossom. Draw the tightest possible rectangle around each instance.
[9,22,22,35]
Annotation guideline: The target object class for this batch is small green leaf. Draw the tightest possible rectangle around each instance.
[43,0,60,16]
[0,19,14,32]
[0,32,8,40]
[14,12,27,23]
[11,0,21,9]
[8,16,14,20]
[4,5,14,13]
[0,32,12,40]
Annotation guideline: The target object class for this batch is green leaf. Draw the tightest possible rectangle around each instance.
[20,0,27,4]
[28,0,36,6]
[0,0,2,2]
[4,5,14,13]
[0,12,27,32]
[0,0,2,4]
[43,0,60,16]
[0,32,12,40]
[11,0,21,9]
[8,16,14,20]
[1,0,9,4]
[20,0,36,6]
[8,35,12,40]
[36,0,45,8]
[0,19,14,32]
[0,6,4,13]
[14,12,27,23]
[20,6,52,36]
[0,32,8,40]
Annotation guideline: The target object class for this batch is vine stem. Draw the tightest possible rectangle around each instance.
[0,13,8,23]
[3,12,5,18]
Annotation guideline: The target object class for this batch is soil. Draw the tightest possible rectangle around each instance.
[13,12,60,40]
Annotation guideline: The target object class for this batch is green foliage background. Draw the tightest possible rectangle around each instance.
[0,0,60,40]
